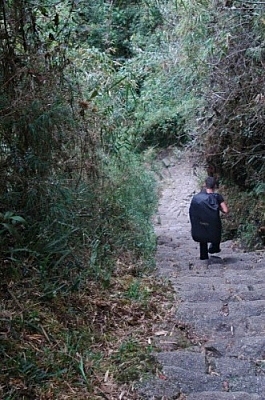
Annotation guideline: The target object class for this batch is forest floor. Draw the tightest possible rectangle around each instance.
[137,148,265,399]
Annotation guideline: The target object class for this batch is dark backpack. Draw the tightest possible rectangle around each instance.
[189,191,221,243]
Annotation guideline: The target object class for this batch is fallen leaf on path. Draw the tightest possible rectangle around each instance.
[154,330,168,336]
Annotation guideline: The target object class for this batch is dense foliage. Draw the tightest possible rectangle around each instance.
[0,2,160,397]
[0,0,160,272]
[172,0,265,247]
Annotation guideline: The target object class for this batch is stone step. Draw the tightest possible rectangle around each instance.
[204,335,265,359]
[136,377,181,399]
[138,376,240,399]
[152,350,265,395]
[155,349,257,376]
[177,298,265,318]
[177,272,265,286]
[178,285,265,303]
[156,349,205,370]
[187,392,261,400]
[162,365,265,394]
[159,253,265,274]
[175,301,265,340]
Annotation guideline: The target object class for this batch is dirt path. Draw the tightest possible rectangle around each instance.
[138,149,265,400]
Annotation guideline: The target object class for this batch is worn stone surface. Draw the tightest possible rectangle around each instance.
[138,150,265,399]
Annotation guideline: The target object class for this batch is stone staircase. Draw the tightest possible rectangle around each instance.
[138,151,265,400]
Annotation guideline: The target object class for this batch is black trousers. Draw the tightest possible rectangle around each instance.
[200,242,221,260]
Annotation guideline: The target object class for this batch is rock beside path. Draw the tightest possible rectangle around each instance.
[138,150,265,400]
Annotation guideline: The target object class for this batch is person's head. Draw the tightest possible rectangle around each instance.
[205,176,218,190]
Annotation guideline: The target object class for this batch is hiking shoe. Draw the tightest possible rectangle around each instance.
[208,245,221,254]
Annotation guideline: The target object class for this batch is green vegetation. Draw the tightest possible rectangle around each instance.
[171,0,265,244]
[1,0,265,398]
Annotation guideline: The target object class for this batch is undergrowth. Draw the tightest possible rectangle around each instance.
[221,186,265,250]
[0,253,183,399]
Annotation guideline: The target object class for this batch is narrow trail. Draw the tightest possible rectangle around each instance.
[138,149,265,400]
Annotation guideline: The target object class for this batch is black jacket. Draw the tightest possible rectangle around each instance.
[189,191,222,243]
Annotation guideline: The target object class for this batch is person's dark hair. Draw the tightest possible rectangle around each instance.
[205,176,217,189]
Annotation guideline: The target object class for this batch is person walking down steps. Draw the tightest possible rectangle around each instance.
[189,176,229,261]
